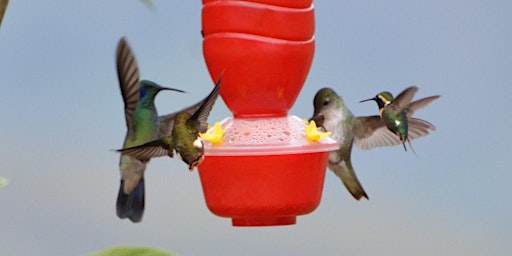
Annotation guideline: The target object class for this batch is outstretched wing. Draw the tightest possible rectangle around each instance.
[407,95,440,117]
[158,74,223,136]
[408,117,436,135]
[116,37,140,137]
[354,116,436,150]
[187,75,222,133]
[117,139,170,160]
[354,116,402,150]
[158,100,204,137]
[0,0,8,28]
[393,86,418,114]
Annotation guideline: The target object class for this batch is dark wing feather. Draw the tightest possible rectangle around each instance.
[354,116,402,150]
[394,86,418,114]
[354,116,436,150]
[158,100,204,137]
[187,76,222,133]
[408,117,436,135]
[0,0,8,27]
[159,74,223,136]
[116,38,140,136]
[117,139,169,160]
[407,95,440,117]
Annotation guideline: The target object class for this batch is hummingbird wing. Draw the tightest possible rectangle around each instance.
[354,116,436,150]
[407,95,440,117]
[117,139,171,160]
[393,86,418,114]
[157,101,204,137]
[354,116,402,150]
[408,117,436,133]
[116,37,140,138]
[186,75,222,133]
[0,0,8,28]
[158,74,223,136]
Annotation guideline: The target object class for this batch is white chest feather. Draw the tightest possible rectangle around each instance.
[323,111,347,143]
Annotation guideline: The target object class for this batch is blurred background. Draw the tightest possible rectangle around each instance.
[1,1,511,255]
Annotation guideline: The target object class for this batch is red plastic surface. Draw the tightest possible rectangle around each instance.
[204,34,314,118]
[202,0,312,9]
[198,152,328,226]
[202,1,315,41]
[199,0,325,226]
[202,0,315,118]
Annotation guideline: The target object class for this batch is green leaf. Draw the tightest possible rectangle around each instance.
[0,177,8,189]
[90,246,177,256]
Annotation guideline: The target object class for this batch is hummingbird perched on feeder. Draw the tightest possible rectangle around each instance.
[117,75,222,172]
[310,87,439,200]
[359,86,440,153]
[115,37,186,222]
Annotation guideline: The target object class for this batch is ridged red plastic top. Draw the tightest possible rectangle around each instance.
[202,0,315,117]
[202,0,312,9]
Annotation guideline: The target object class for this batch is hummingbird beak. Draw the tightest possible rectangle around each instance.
[188,155,205,172]
[309,114,325,128]
[158,85,186,93]
[359,97,376,103]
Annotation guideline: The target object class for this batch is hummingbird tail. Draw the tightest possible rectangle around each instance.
[116,178,145,223]
[407,139,418,157]
[329,159,369,200]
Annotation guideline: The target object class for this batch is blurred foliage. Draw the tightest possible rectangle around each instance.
[90,246,177,256]
[139,0,156,11]
[0,177,8,189]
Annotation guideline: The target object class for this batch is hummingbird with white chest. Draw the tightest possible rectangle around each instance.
[117,75,222,172]
[310,87,439,200]
[115,37,186,222]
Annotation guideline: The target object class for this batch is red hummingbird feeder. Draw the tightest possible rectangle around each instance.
[198,0,338,226]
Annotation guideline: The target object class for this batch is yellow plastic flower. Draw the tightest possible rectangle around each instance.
[199,122,226,144]
[305,120,332,141]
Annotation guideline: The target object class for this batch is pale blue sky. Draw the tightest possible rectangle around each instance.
[1,1,511,255]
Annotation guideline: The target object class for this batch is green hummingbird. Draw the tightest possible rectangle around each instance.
[115,37,186,223]
[310,87,439,200]
[359,86,440,153]
[117,75,222,172]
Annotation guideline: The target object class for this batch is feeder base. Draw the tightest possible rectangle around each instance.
[232,216,296,227]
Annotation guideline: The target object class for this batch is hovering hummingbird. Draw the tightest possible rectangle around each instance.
[115,37,187,223]
[310,87,439,200]
[360,86,440,153]
[117,75,222,172]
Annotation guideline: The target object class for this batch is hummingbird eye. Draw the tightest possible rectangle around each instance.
[323,98,330,106]
[139,87,147,99]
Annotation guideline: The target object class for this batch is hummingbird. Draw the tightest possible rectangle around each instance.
[115,37,186,223]
[117,75,222,172]
[310,87,439,200]
[359,86,440,153]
